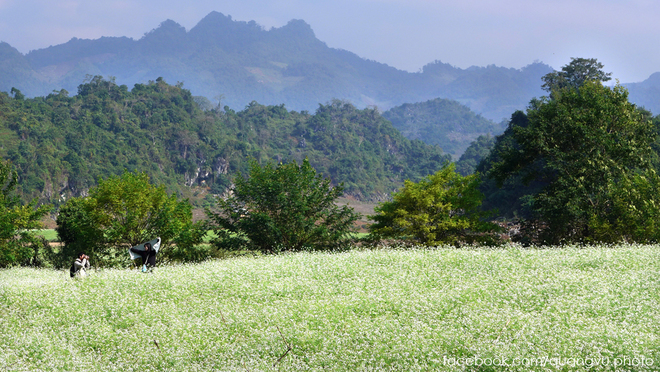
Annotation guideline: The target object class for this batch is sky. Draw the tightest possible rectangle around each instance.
[0,0,658,83]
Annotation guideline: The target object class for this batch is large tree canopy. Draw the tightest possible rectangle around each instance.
[207,158,360,253]
[488,80,656,244]
[541,57,612,93]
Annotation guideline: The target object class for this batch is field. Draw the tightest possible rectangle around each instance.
[1,244,659,371]
[33,229,58,242]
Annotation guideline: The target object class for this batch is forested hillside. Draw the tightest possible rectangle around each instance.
[382,98,502,158]
[0,77,450,205]
[0,12,557,122]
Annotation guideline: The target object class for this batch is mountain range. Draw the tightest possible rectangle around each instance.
[3,11,655,123]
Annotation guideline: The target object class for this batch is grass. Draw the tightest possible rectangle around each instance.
[32,229,58,242]
[1,244,659,371]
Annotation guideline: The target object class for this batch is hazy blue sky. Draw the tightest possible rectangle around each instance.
[0,0,657,83]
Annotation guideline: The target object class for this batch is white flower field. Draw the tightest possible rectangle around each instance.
[1,244,659,371]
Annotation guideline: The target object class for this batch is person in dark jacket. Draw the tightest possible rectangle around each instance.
[70,252,90,278]
[130,242,157,272]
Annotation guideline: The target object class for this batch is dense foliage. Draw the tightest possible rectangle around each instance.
[0,77,451,204]
[3,53,659,252]
[476,59,660,244]
[56,171,205,267]
[382,98,502,158]
[485,77,657,244]
[370,163,497,245]
[207,158,359,253]
[476,111,545,219]
[540,57,612,93]
[0,159,51,267]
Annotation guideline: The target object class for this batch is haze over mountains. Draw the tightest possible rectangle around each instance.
[0,11,658,123]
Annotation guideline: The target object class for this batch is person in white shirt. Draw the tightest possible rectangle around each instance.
[70,252,90,278]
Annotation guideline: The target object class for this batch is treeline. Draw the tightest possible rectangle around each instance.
[370,59,660,246]
[0,76,450,205]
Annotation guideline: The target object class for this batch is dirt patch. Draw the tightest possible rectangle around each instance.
[336,197,377,218]
[336,197,377,232]
[40,216,57,229]
[192,208,207,223]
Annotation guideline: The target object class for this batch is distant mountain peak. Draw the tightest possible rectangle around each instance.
[189,10,265,43]
[280,19,316,38]
[0,41,21,56]
[645,72,660,85]
[194,11,234,28]
[422,60,457,72]
[159,19,186,30]
[142,19,186,39]
[2,11,656,119]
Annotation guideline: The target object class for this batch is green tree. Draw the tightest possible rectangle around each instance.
[56,170,205,267]
[541,57,612,93]
[478,59,616,221]
[369,163,498,246]
[0,159,51,267]
[206,158,360,253]
[55,197,104,267]
[489,81,655,244]
[477,111,548,220]
[589,170,660,243]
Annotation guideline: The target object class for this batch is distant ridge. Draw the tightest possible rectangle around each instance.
[383,98,502,158]
[625,72,660,115]
[0,11,656,120]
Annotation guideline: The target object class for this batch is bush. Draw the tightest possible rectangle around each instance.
[369,163,499,246]
[206,158,360,253]
[0,159,52,267]
[56,170,205,267]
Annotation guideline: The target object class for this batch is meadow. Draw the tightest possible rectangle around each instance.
[33,229,58,242]
[1,244,659,371]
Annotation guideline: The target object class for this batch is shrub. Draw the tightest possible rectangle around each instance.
[206,158,360,253]
[0,159,52,267]
[56,170,205,267]
[369,163,499,246]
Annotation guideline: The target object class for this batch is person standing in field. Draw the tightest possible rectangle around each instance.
[70,252,90,278]
[130,242,157,272]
